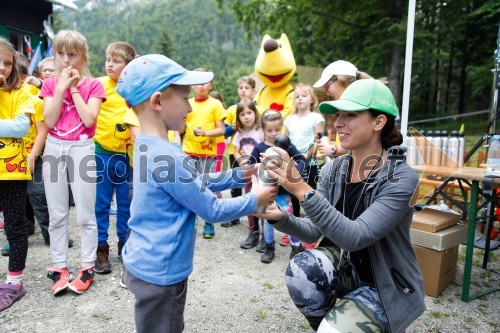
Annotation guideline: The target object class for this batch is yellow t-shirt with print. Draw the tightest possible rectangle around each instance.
[94,76,131,153]
[21,83,44,152]
[122,107,176,167]
[183,97,225,157]
[0,89,35,180]
[224,103,264,155]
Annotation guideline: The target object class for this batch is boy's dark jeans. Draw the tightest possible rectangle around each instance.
[27,157,50,244]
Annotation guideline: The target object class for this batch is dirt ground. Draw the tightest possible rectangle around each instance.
[0,200,498,333]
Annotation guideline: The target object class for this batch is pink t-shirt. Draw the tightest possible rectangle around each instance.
[40,77,106,141]
[232,127,264,156]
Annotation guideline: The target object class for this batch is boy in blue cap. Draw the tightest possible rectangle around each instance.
[116,54,277,333]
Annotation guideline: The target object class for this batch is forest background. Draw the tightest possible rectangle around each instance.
[56,0,499,134]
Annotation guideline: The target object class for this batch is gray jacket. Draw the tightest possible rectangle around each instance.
[272,147,425,333]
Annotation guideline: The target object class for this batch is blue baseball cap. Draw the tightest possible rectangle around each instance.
[116,54,214,107]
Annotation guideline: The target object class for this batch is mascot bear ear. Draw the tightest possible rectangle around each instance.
[260,34,271,48]
[279,33,292,52]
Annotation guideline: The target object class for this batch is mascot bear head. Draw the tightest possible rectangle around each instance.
[255,33,296,88]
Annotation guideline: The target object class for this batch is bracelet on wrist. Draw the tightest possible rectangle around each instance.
[70,91,80,95]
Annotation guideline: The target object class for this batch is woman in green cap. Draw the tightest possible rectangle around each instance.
[257,78,424,333]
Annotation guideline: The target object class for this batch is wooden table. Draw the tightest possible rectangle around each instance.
[412,164,500,302]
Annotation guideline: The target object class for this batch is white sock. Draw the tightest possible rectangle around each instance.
[5,273,23,285]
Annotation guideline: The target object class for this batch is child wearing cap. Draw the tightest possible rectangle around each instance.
[313,60,372,161]
[256,78,424,332]
[116,54,277,333]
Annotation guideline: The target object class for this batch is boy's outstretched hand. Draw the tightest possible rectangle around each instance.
[250,174,278,208]
[240,163,258,182]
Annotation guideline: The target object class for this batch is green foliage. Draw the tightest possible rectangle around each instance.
[56,0,260,104]
[217,0,499,125]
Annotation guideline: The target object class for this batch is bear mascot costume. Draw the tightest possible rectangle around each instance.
[254,33,296,120]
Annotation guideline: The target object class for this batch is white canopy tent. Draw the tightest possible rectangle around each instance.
[401,0,416,142]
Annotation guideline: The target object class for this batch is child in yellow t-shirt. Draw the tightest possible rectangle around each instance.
[0,37,35,311]
[182,68,225,239]
[15,55,51,245]
[93,42,136,274]
[122,107,180,201]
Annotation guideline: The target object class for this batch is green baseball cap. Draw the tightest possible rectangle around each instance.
[318,79,398,117]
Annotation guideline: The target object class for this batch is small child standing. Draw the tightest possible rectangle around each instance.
[0,37,35,311]
[116,54,276,333]
[223,76,259,227]
[93,42,136,274]
[40,30,106,295]
[248,110,307,263]
[182,68,226,239]
[284,83,325,251]
[232,99,263,248]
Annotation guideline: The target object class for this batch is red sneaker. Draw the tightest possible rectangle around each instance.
[68,266,95,294]
[279,235,290,246]
[47,268,73,296]
[303,241,318,249]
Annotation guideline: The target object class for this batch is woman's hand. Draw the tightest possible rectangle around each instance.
[250,175,278,207]
[0,74,7,86]
[254,204,283,221]
[261,147,312,201]
[25,76,42,88]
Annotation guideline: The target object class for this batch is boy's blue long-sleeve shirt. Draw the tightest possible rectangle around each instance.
[123,135,257,286]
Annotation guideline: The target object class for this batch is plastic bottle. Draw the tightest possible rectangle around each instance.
[441,130,449,166]
[425,130,434,166]
[317,131,332,164]
[458,131,466,167]
[431,131,442,166]
[447,131,459,168]
[486,135,500,176]
[406,132,416,165]
[415,129,426,165]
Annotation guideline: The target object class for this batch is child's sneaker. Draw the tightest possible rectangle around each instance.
[290,244,305,259]
[68,266,95,294]
[0,282,27,311]
[279,234,290,246]
[255,238,266,253]
[240,231,260,249]
[1,244,10,256]
[303,241,317,249]
[47,267,73,296]
[203,223,215,239]
[260,242,275,264]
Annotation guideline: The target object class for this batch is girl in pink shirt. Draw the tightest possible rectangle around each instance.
[40,30,105,296]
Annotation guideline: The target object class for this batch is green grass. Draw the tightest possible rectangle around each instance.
[262,282,275,289]
[256,310,267,320]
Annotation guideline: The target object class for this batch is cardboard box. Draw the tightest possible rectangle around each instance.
[412,208,461,233]
[410,223,467,251]
[413,245,458,297]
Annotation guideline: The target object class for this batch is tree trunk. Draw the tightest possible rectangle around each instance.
[444,42,454,114]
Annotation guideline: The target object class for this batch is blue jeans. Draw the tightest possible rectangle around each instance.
[95,152,131,245]
[264,194,290,244]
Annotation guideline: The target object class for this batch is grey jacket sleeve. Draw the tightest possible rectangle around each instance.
[273,160,419,251]
[0,113,30,138]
